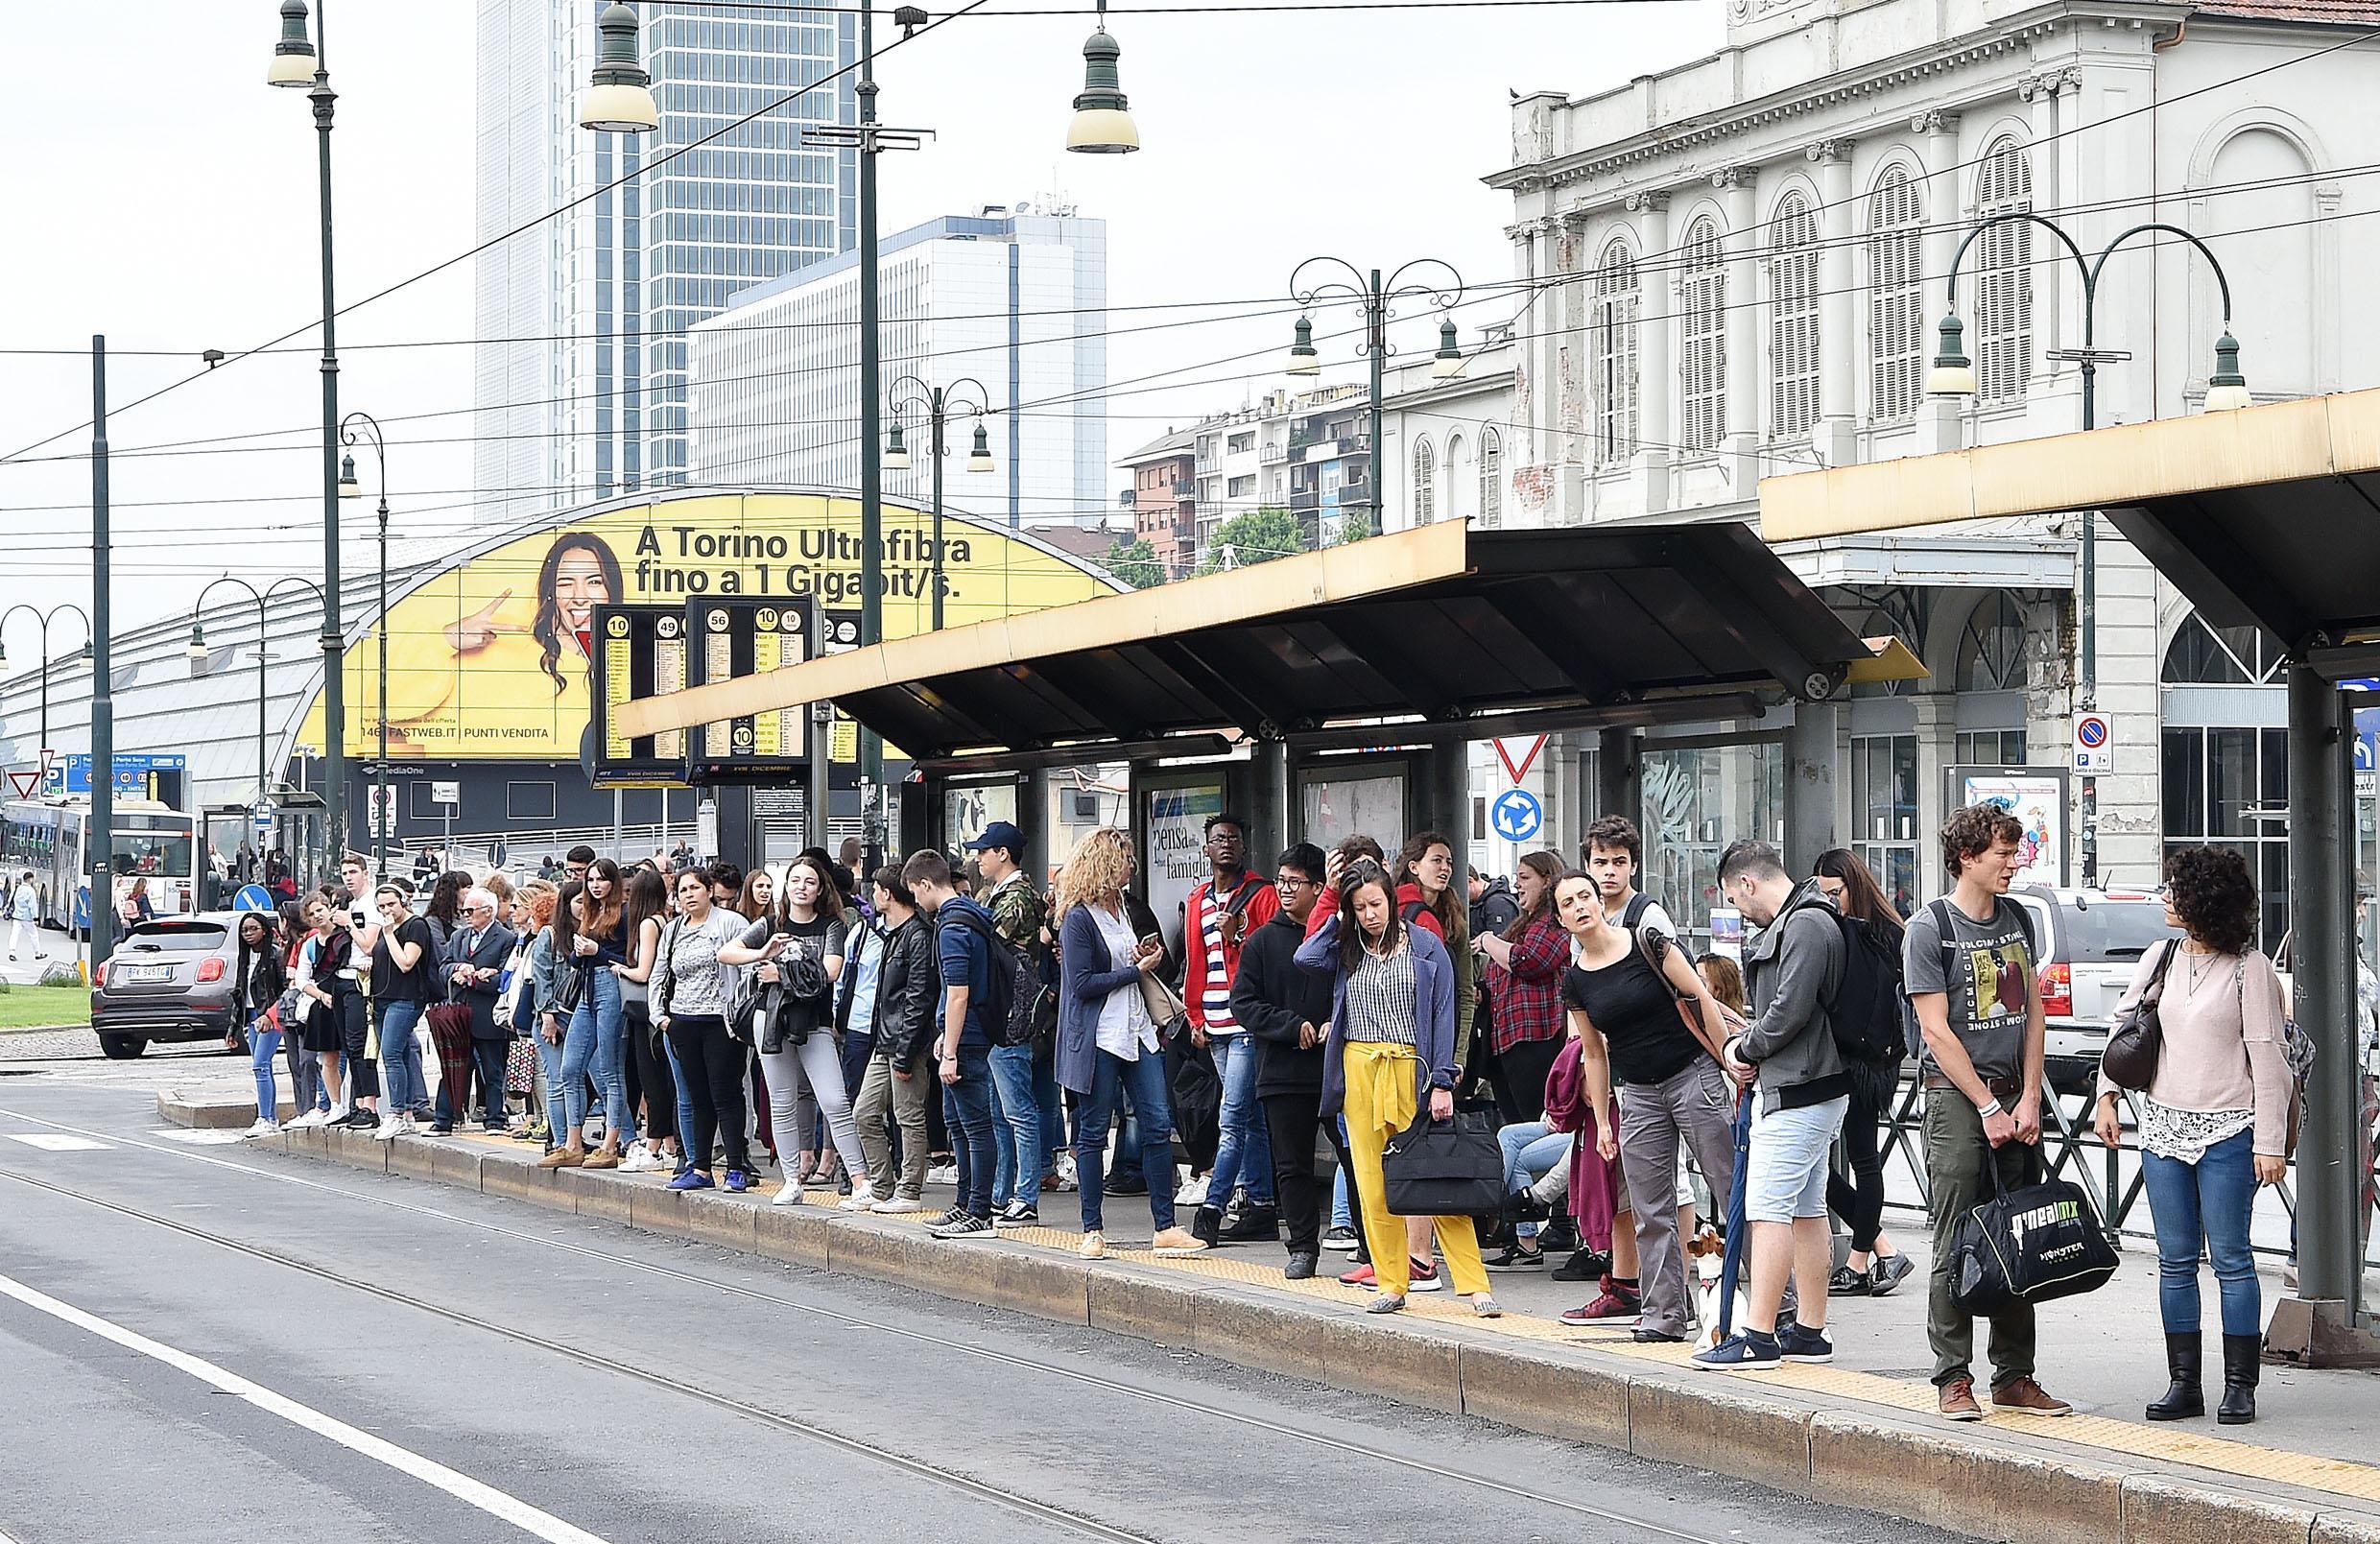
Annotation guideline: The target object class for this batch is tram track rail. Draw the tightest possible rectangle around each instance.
[0,1104,1739,1544]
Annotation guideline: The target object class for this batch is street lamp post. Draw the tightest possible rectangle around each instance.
[885,376,994,631]
[188,578,327,871]
[594,0,1134,870]
[1926,218,2251,889]
[337,412,390,880]
[1284,258,1467,541]
[265,0,349,876]
[0,604,94,760]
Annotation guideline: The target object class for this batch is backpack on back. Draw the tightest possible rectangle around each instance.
[946,906,1044,1049]
[1782,892,1907,1067]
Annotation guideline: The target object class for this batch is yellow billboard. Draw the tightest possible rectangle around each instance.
[298,490,1119,762]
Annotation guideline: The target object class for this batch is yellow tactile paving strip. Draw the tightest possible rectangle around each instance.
[440,1128,2380,1501]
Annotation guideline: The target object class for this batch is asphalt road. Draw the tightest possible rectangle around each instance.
[0,1077,1965,1544]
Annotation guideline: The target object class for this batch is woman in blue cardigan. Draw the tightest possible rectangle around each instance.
[1296,858,1499,1317]
[1054,828,1210,1261]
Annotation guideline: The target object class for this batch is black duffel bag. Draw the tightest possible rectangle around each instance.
[1947,1160,2119,1317]
[1382,1110,1503,1218]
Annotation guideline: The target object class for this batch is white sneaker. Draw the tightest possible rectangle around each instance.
[772,1184,805,1207]
[1175,1174,1208,1206]
[289,1108,324,1128]
[324,1103,352,1126]
[374,1115,405,1141]
[620,1149,661,1174]
[926,1162,960,1187]
[870,1195,924,1214]
[244,1118,275,1137]
[839,1180,877,1212]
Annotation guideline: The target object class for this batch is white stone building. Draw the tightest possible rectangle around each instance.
[1437,0,2380,942]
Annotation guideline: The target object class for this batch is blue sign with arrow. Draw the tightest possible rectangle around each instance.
[1489,788,1543,843]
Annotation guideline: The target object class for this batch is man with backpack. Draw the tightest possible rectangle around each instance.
[969,821,1058,1227]
[1903,805,2069,1422]
[907,849,1002,1240]
[1694,840,1851,1372]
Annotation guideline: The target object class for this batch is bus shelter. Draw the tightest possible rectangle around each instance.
[1761,387,2380,1365]
[614,517,1916,941]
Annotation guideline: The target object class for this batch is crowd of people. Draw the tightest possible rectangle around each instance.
[224,802,2296,1426]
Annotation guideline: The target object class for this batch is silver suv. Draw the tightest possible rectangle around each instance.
[2006,885,2180,1095]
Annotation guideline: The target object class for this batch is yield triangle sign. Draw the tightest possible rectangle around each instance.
[6,771,37,798]
[1493,734,1547,785]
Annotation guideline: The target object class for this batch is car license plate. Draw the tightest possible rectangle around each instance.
[122,965,172,984]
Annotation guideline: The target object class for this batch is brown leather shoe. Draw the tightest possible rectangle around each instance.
[536,1147,585,1169]
[1991,1376,2072,1417]
[1938,1375,1984,1421]
[582,1150,621,1170]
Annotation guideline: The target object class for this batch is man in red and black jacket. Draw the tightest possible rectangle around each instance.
[1181,812,1280,1247]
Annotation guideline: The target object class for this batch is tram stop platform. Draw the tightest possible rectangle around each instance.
[163,1089,2380,1544]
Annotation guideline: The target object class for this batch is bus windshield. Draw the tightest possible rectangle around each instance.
[113,831,194,879]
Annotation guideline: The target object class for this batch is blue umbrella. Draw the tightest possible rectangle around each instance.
[1713,1085,1752,1340]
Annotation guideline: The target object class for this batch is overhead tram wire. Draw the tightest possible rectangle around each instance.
[9,189,2373,560]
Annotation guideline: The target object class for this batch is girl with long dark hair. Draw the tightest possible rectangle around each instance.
[536,880,594,1167]
[235,911,288,1136]
[613,866,680,1173]
[1474,849,1571,1125]
[721,854,873,1207]
[1811,848,1916,1296]
[1296,859,1498,1318]
[564,857,633,1168]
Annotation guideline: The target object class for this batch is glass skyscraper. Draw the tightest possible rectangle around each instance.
[474,1,855,519]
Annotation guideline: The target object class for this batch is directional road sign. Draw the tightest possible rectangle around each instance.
[1489,788,1543,843]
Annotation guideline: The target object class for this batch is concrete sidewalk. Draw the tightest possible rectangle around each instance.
[182,1090,2380,1544]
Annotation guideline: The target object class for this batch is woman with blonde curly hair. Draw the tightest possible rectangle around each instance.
[1053,829,1207,1259]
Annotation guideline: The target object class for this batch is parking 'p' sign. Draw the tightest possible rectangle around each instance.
[2074,713,2112,772]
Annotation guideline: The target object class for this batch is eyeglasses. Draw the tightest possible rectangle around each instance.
[1275,874,1315,891]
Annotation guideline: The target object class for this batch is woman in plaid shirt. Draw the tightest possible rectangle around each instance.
[1474,851,1571,1126]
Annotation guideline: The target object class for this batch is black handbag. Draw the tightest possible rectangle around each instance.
[726,968,763,1046]
[1381,1110,1504,1218]
[2101,939,2178,1092]
[552,958,587,1015]
[1946,1161,2119,1317]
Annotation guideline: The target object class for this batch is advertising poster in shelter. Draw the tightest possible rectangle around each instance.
[1955,771,2068,889]
[1146,785,1224,936]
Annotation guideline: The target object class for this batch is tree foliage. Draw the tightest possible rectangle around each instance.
[1103,535,1166,589]
[1198,506,1303,574]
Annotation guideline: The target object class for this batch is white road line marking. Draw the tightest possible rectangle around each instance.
[3,1133,110,1152]
[150,1128,253,1146]
[0,1271,611,1544]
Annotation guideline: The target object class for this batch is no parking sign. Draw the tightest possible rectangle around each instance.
[2073,713,2112,772]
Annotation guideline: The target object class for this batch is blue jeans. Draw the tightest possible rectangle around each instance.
[1202,1033,1274,1207]
[988,1042,1042,1209]
[940,1044,996,1217]
[1035,1045,1066,1166]
[666,1033,697,1168]
[249,1023,283,1120]
[1075,1047,1178,1235]
[568,967,629,1137]
[1497,1120,1572,1239]
[377,999,427,1115]
[536,1027,570,1138]
[2142,1128,2262,1337]
[555,1009,596,1134]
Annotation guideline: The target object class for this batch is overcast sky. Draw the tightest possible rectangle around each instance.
[0,0,1716,647]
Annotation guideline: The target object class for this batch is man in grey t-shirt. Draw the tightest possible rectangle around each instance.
[1903,805,2062,1423]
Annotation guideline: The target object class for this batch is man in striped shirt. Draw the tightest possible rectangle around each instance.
[1182,812,1279,1247]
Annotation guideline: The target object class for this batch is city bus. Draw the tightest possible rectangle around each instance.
[0,797,200,933]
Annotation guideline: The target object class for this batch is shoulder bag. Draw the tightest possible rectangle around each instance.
[1381,1110,1505,1217]
[1946,1160,2119,1317]
[551,956,587,1015]
[2100,939,2178,1092]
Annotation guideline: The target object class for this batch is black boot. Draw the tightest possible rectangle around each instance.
[1190,1204,1224,1248]
[2218,1333,2261,1424]
[2145,1331,2202,1421]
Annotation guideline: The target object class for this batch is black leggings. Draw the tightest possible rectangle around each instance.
[1487,1035,1563,1128]
[332,988,378,1100]
[1826,1070,1888,1253]
[628,1002,676,1142]
[669,1015,748,1174]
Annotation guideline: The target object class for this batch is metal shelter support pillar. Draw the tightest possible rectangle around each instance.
[901,773,939,861]
[2269,667,2378,1365]
[1596,727,1641,848]
[1025,767,1057,885]
[1782,702,1843,874]
[1427,740,1471,892]
[1255,739,1292,869]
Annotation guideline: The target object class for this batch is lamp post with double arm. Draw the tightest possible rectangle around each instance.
[336,411,390,881]
[1927,217,2251,890]
[884,376,995,632]
[0,604,94,763]
[1284,257,1467,541]
[188,577,327,844]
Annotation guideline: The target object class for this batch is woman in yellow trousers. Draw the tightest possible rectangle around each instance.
[1296,859,1500,1318]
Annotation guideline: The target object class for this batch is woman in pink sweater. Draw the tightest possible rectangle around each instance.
[2094,845,2291,1427]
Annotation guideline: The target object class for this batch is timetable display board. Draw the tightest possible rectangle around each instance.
[682,596,818,786]
[587,605,689,790]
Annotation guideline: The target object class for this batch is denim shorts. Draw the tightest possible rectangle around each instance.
[1745,1094,1849,1223]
